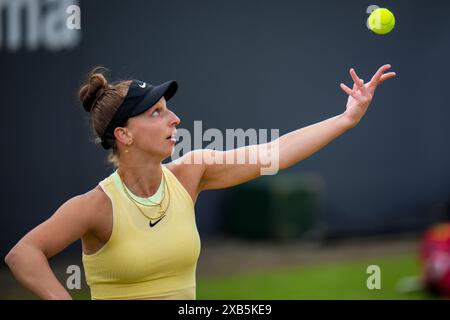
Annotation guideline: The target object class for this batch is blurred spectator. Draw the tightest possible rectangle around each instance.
[420,223,450,298]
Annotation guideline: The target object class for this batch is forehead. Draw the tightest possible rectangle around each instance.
[143,97,167,113]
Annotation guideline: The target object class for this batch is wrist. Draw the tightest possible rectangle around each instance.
[339,112,359,130]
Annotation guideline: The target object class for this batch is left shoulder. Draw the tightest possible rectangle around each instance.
[164,151,206,203]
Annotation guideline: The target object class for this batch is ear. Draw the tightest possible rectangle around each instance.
[114,127,133,146]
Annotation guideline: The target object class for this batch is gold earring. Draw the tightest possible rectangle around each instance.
[125,141,133,153]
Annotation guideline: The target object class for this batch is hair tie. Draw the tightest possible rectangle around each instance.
[90,85,109,112]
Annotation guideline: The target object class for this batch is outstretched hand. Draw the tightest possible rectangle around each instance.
[340,64,396,127]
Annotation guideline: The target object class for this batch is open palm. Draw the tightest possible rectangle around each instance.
[340,64,396,127]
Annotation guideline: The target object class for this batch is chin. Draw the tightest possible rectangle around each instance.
[160,145,176,160]
[144,140,175,159]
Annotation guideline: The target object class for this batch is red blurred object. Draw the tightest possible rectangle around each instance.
[420,223,450,297]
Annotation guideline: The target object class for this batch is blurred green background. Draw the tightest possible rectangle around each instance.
[0,236,437,300]
[197,254,428,300]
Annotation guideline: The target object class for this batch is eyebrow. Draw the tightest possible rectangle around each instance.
[147,101,167,114]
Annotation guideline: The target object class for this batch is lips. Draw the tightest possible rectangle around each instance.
[166,131,177,142]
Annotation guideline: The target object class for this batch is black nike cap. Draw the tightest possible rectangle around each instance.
[101,79,178,149]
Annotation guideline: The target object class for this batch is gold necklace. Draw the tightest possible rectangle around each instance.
[122,173,166,207]
[118,169,171,222]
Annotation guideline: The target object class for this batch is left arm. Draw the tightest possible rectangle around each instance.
[171,65,396,193]
[195,115,349,191]
[274,64,396,170]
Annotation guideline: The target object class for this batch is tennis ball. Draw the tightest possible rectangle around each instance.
[367,8,395,35]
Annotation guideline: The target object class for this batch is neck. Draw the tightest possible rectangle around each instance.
[117,159,163,198]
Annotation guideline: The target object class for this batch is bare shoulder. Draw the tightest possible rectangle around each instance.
[47,185,112,238]
[81,185,111,212]
[76,185,112,230]
[165,151,206,203]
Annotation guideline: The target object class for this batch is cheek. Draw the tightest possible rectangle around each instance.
[134,121,164,145]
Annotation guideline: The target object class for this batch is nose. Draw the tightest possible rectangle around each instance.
[169,110,181,127]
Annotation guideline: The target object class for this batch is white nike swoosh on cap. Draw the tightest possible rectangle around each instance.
[138,82,146,88]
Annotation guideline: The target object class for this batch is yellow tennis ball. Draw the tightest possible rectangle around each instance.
[368,8,395,35]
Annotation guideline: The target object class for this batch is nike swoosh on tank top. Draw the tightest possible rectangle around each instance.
[82,166,201,300]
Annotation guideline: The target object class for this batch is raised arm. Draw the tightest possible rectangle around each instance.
[4,189,109,300]
[275,64,396,169]
[171,65,396,193]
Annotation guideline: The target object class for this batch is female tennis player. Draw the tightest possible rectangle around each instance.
[5,65,395,299]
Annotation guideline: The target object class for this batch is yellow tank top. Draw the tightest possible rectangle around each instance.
[82,165,201,300]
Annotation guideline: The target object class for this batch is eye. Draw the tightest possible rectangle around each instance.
[151,109,160,117]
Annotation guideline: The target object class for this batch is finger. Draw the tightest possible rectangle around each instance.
[378,72,396,85]
[352,82,363,95]
[349,68,363,85]
[350,68,369,94]
[370,64,392,86]
[340,83,358,99]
